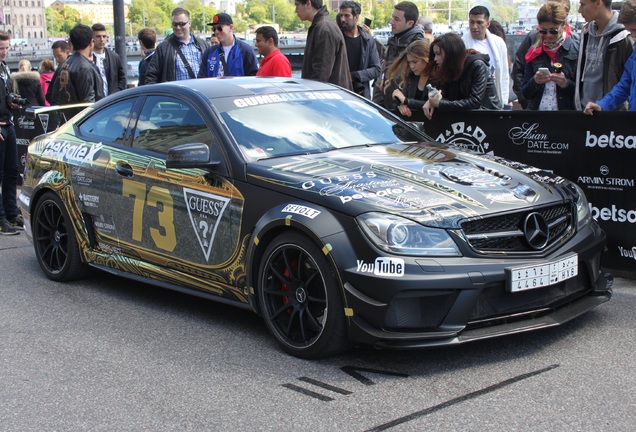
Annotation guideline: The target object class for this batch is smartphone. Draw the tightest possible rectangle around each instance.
[538,67,550,75]
[364,17,372,27]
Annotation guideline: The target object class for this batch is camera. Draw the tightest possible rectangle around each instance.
[8,93,29,107]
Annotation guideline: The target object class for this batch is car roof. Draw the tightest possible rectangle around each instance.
[127,77,342,100]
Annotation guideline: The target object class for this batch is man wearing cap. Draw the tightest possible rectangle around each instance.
[145,7,209,84]
[199,13,259,77]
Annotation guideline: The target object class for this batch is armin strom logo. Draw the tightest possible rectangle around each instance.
[435,122,490,154]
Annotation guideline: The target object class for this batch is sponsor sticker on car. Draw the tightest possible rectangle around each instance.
[506,253,578,292]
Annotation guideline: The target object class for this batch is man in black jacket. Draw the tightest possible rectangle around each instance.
[0,30,21,235]
[145,8,209,84]
[339,1,381,99]
[92,23,126,96]
[50,24,104,105]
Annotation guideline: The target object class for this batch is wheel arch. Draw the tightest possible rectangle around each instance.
[245,202,356,315]
[29,180,94,257]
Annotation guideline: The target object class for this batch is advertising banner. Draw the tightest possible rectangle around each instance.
[15,104,90,172]
[421,110,636,273]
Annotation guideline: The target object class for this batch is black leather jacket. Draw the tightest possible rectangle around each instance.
[145,34,209,84]
[50,52,104,105]
[438,53,501,111]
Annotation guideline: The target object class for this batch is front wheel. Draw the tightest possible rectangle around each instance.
[32,192,89,281]
[258,232,348,359]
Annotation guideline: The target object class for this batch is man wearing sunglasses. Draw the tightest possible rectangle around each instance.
[574,0,633,110]
[461,5,508,110]
[145,7,209,84]
[198,13,259,78]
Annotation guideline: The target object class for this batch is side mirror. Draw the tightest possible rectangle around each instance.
[166,142,222,169]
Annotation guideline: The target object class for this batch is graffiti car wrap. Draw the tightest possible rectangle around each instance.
[19,78,612,359]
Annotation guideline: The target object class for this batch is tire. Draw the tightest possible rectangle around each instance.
[258,231,349,359]
[32,192,89,281]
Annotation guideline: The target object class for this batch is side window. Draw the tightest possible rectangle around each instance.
[77,99,135,144]
[132,96,211,154]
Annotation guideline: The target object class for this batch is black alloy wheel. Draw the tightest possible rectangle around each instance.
[32,192,88,281]
[258,232,348,359]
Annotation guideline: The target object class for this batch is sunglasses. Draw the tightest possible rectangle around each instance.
[538,28,559,35]
[172,21,189,28]
[213,26,225,32]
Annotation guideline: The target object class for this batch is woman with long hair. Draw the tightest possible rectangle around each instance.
[423,33,500,119]
[11,59,45,107]
[521,1,578,110]
[384,39,433,119]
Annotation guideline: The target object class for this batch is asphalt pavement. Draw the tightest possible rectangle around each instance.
[1,232,635,431]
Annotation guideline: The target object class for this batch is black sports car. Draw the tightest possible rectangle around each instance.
[19,77,612,358]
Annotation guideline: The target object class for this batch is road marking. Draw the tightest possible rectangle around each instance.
[365,364,560,431]
[341,365,409,385]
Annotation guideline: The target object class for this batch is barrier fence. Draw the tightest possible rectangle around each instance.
[15,106,636,274]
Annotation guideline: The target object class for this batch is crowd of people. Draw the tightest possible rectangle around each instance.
[1,0,636,235]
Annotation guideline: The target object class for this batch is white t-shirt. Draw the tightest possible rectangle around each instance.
[94,51,108,96]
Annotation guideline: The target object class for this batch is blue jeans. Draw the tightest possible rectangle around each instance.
[0,124,19,220]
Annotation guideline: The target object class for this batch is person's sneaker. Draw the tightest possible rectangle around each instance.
[8,214,24,230]
[7,215,24,229]
[0,219,19,236]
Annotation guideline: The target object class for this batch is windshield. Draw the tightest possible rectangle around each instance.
[218,91,424,160]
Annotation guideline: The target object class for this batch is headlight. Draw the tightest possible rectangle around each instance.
[573,183,591,230]
[357,212,461,256]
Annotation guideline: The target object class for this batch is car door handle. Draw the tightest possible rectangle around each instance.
[115,163,134,178]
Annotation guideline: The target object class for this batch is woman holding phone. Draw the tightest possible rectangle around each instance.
[521,1,578,110]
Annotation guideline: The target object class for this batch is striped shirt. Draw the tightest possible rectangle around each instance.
[175,36,202,81]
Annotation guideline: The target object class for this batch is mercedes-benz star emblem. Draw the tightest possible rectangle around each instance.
[524,212,549,250]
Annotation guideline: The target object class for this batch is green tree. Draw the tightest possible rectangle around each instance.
[488,0,518,25]
[129,0,172,34]
[246,0,301,32]
[370,0,395,29]
[45,6,81,36]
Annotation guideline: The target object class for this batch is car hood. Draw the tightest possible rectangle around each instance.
[247,142,574,228]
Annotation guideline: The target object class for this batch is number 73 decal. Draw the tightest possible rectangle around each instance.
[121,179,230,261]
[122,179,177,252]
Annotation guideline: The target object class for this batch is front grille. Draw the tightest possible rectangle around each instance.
[384,290,458,330]
[461,204,574,254]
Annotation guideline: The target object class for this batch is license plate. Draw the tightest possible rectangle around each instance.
[506,253,578,293]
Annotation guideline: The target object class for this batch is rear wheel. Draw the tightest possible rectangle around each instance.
[258,232,348,359]
[32,192,89,281]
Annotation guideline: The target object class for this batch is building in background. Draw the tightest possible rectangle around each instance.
[1,0,48,40]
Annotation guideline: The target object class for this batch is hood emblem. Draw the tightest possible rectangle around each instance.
[523,212,549,250]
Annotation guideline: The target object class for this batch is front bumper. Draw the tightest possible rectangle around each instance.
[340,221,612,348]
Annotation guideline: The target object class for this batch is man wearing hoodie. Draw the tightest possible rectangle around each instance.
[372,1,424,106]
[575,0,633,110]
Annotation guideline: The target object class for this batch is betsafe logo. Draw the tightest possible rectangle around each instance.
[585,131,636,149]
[589,203,636,223]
